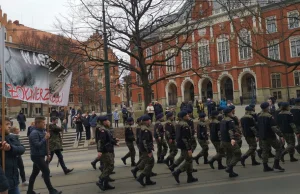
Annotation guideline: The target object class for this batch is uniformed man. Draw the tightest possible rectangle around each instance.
[229,105,243,148]
[96,116,119,191]
[187,108,198,172]
[135,117,142,166]
[193,113,209,165]
[154,113,168,163]
[249,104,258,122]
[290,98,300,154]
[220,107,242,178]
[277,102,300,162]
[163,112,178,167]
[217,107,224,122]
[207,110,226,170]
[240,106,261,167]
[257,102,285,172]
[172,111,198,184]
[132,115,156,186]
[121,117,136,166]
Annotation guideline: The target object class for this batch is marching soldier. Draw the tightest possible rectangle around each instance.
[240,106,261,167]
[154,113,168,163]
[249,104,258,122]
[229,105,243,148]
[217,107,224,122]
[257,102,285,172]
[163,112,178,166]
[187,108,197,152]
[96,116,119,191]
[121,117,136,166]
[220,107,242,178]
[277,102,300,162]
[207,111,226,170]
[290,98,300,154]
[172,111,198,184]
[135,117,142,166]
[193,113,209,165]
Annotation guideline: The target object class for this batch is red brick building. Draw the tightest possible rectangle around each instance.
[130,0,300,110]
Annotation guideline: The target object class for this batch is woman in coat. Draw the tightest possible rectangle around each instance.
[74,113,84,140]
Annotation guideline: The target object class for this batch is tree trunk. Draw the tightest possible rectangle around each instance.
[142,84,152,114]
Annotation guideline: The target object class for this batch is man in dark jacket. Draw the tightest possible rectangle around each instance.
[89,111,98,140]
[27,116,62,194]
[17,110,26,131]
[0,117,25,194]
[154,101,163,118]
[121,117,136,166]
[83,112,91,141]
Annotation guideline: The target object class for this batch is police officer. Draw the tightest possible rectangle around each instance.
[207,110,226,170]
[154,113,168,163]
[290,98,300,154]
[277,102,300,162]
[163,112,178,166]
[135,117,142,166]
[96,116,119,191]
[172,111,198,184]
[220,107,242,178]
[133,115,156,186]
[240,106,261,167]
[121,117,136,166]
[217,107,224,122]
[257,102,285,172]
[229,105,243,148]
[193,113,209,165]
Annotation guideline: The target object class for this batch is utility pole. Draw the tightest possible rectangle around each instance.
[102,0,112,122]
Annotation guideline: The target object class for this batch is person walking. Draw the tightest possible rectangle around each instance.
[240,96,244,106]
[74,114,83,141]
[146,103,154,122]
[163,112,178,167]
[121,117,136,166]
[154,113,168,163]
[196,100,205,115]
[122,106,129,126]
[89,111,98,140]
[17,110,26,131]
[113,109,120,128]
[82,112,91,141]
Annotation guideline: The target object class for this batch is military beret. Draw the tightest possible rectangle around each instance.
[295,98,300,103]
[186,108,193,114]
[141,115,151,121]
[212,110,219,116]
[199,113,206,118]
[98,116,109,122]
[245,106,253,111]
[178,111,188,118]
[260,102,269,109]
[229,105,235,110]
[166,112,173,118]
[217,107,223,111]
[51,116,58,122]
[223,107,232,114]
[136,117,142,122]
[156,113,164,120]
[281,102,289,108]
[278,102,283,107]
[249,104,255,109]
[127,117,134,122]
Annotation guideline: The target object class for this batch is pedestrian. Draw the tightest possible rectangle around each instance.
[196,100,205,115]
[171,111,198,184]
[290,98,300,154]
[17,110,26,131]
[146,103,155,122]
[113,109,119,128]
[121,117,136,166]
[163,112,178,167]
[277,102,300,162]
[257,102,285,172]
[229,105,243,148]
[193,113,209,165]
[27,122,35,137]
[89,111,98,140]
[220,108,242,178]
[50,108,59,118]
[58,108,65,125]
[83,112,91,141]
[240,96,243,106]
[27,116,62,194]
[219,98,227,109]
[74,114,83,141]
[122,106,129,126]
[48,117,74,175]
[154,113,168,163]
[71,107,76,128]
[207,110,226,170]
[268,99,276,116]
[240,106,261,167]
[154,101,163,119]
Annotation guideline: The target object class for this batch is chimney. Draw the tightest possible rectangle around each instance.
[13,20,19,25]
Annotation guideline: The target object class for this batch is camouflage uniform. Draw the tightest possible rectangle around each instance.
[231,115,242,148]
[164,119,178,165]
[154,120,168,162]
[291,105,300,154]
[122,124,136,165]
[193,120,209,164]
[187,118,197,152]
[136,123,142,160]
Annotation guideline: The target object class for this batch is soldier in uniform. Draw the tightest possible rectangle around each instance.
[135,117,142,166]
[186,108,197,152]
[96,116,119,191]
[277,102,300,162]
[193,113,209,165]
[172,111,198,184]
[240,106,261,167]
[290,98,300,154]
[217,107,224,122]
[229,105,243,148]
[220,107,242,178]
[257,102,285,172]
[154,113,168,163]
[163,112,178,166]
[207,111,226,170]
[121,117,136,166]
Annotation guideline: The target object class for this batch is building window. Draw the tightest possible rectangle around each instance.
[297,90,300,98]
[166,53,176,72]
[217,35,230,64]
[98,69,102,79]
[271,74,281,88]
[78,64,83,72]
[69,94,74,102]
[288,11,300,29]
[294,71,300,86]
[238,29,252,60]
[91,81,95,90]
[268,41,280,60]
[78,78,82,87]
[89,67,93,77]
[99,82,103,90]
[182,48,192,69]
[78,94,83,103]
[266,16,277,33]
[22,108,28,115]
[290,37,300,58]
[138,94,142,102]
[273,91,282,99]
[8,36,12,43]
[148,67,154,80]
[158,43,163,56]
[136,74,142,85]
[151,90,155,100]
[146,48,152,59]
[35,108,42,114]
[198,39,210,66]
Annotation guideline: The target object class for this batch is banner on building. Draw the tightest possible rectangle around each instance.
[0,29,72,106]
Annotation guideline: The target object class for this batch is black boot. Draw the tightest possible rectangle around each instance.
[96,178,105,191]
[208,158,216,169]
[187,173,198,183]
[225,165,233,174]
[290,154,298,162]
[131,161,137,167]
[172,169,181,183]
[257,149,262,159]
[131,167,139,179]
[169,163,178,172]
[91,158,98,170]
[157,156,162,164]
[151,172,157,177]
[217,160,226,170]
[64,168,74,175]
[193,155,201,165]
[137,173,146,186]
[204,156,208,164]
[240,155,248,167]
[145,175,156,185]
[107,176,115,182]
[273,159,285,172]
[49,189,62,194]
[103,177,115,190]
[121,157,127,165]
[263,163,273,172]
[163,157,170,166]
[229,168,239,178]
[251,155,261,166]
[280,151,288,162]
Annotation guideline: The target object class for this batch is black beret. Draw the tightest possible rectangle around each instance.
[166,112,173,118]
[127,117,134,122]
[142,115,151,121]
[249,104,255,109]
[229,105,235,110]
[186,108,193,114]
[281,102,289,108]
[199,113,206,118]
[295,98,300,103]
[156,113,164,120]
[245,106,253,111]
[178,111,188,118]
[260,102,269,109]
[223,108,232,114]
[98,116,109,122]
[212,110,219,116]
[136,117,142,122]
[217,107,223,111]
[278,102,283,107]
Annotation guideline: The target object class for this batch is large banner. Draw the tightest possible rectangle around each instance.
[0,33,72,106]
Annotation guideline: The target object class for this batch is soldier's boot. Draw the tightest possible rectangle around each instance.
[157,156,162,164]
[91,158,98,170]
[151,172,157,177]
[49,189,62,194]
[187,173,198,183]
[121,156,127,165]
[169,163,178,172]
[172,169,182,183]
[229,168,239,178]
[107,176,115,182]
[240,155,248,167]
[269,151,275,158]
[273,159,285,172]
[131,167,139,179]
[207,158,216,169]
[163,156,170,166]
[256,149,262,159]
[136,173,146,186]
[251,155,261,166]
[203,156,208,164]
[280,150,288,162]
[103,177,115,190]
[289,154,298,162]
[193,155,201,165]
[131,161,137,167]
[64,168,74,175]
[263,163,274,172]
[217,160,226,170]
[145,176,156,185]
[96,178,105,191]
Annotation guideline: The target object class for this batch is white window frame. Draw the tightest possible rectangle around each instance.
[289,36,300,58]
[148,66,154,80]
[294,71,300,86]
[266,16,277,34]
[288,11,300,29]
[158,43,163,56]
[198,39,210,67]
[146,47,152,60]
[78,94,83,103]
[217,35,230,64]
[238,29,252,61]
[69,94,74,103]
[181,47,192,69]
[267,40,280,60]
[271,73,281,88]
[166,50,176,72]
